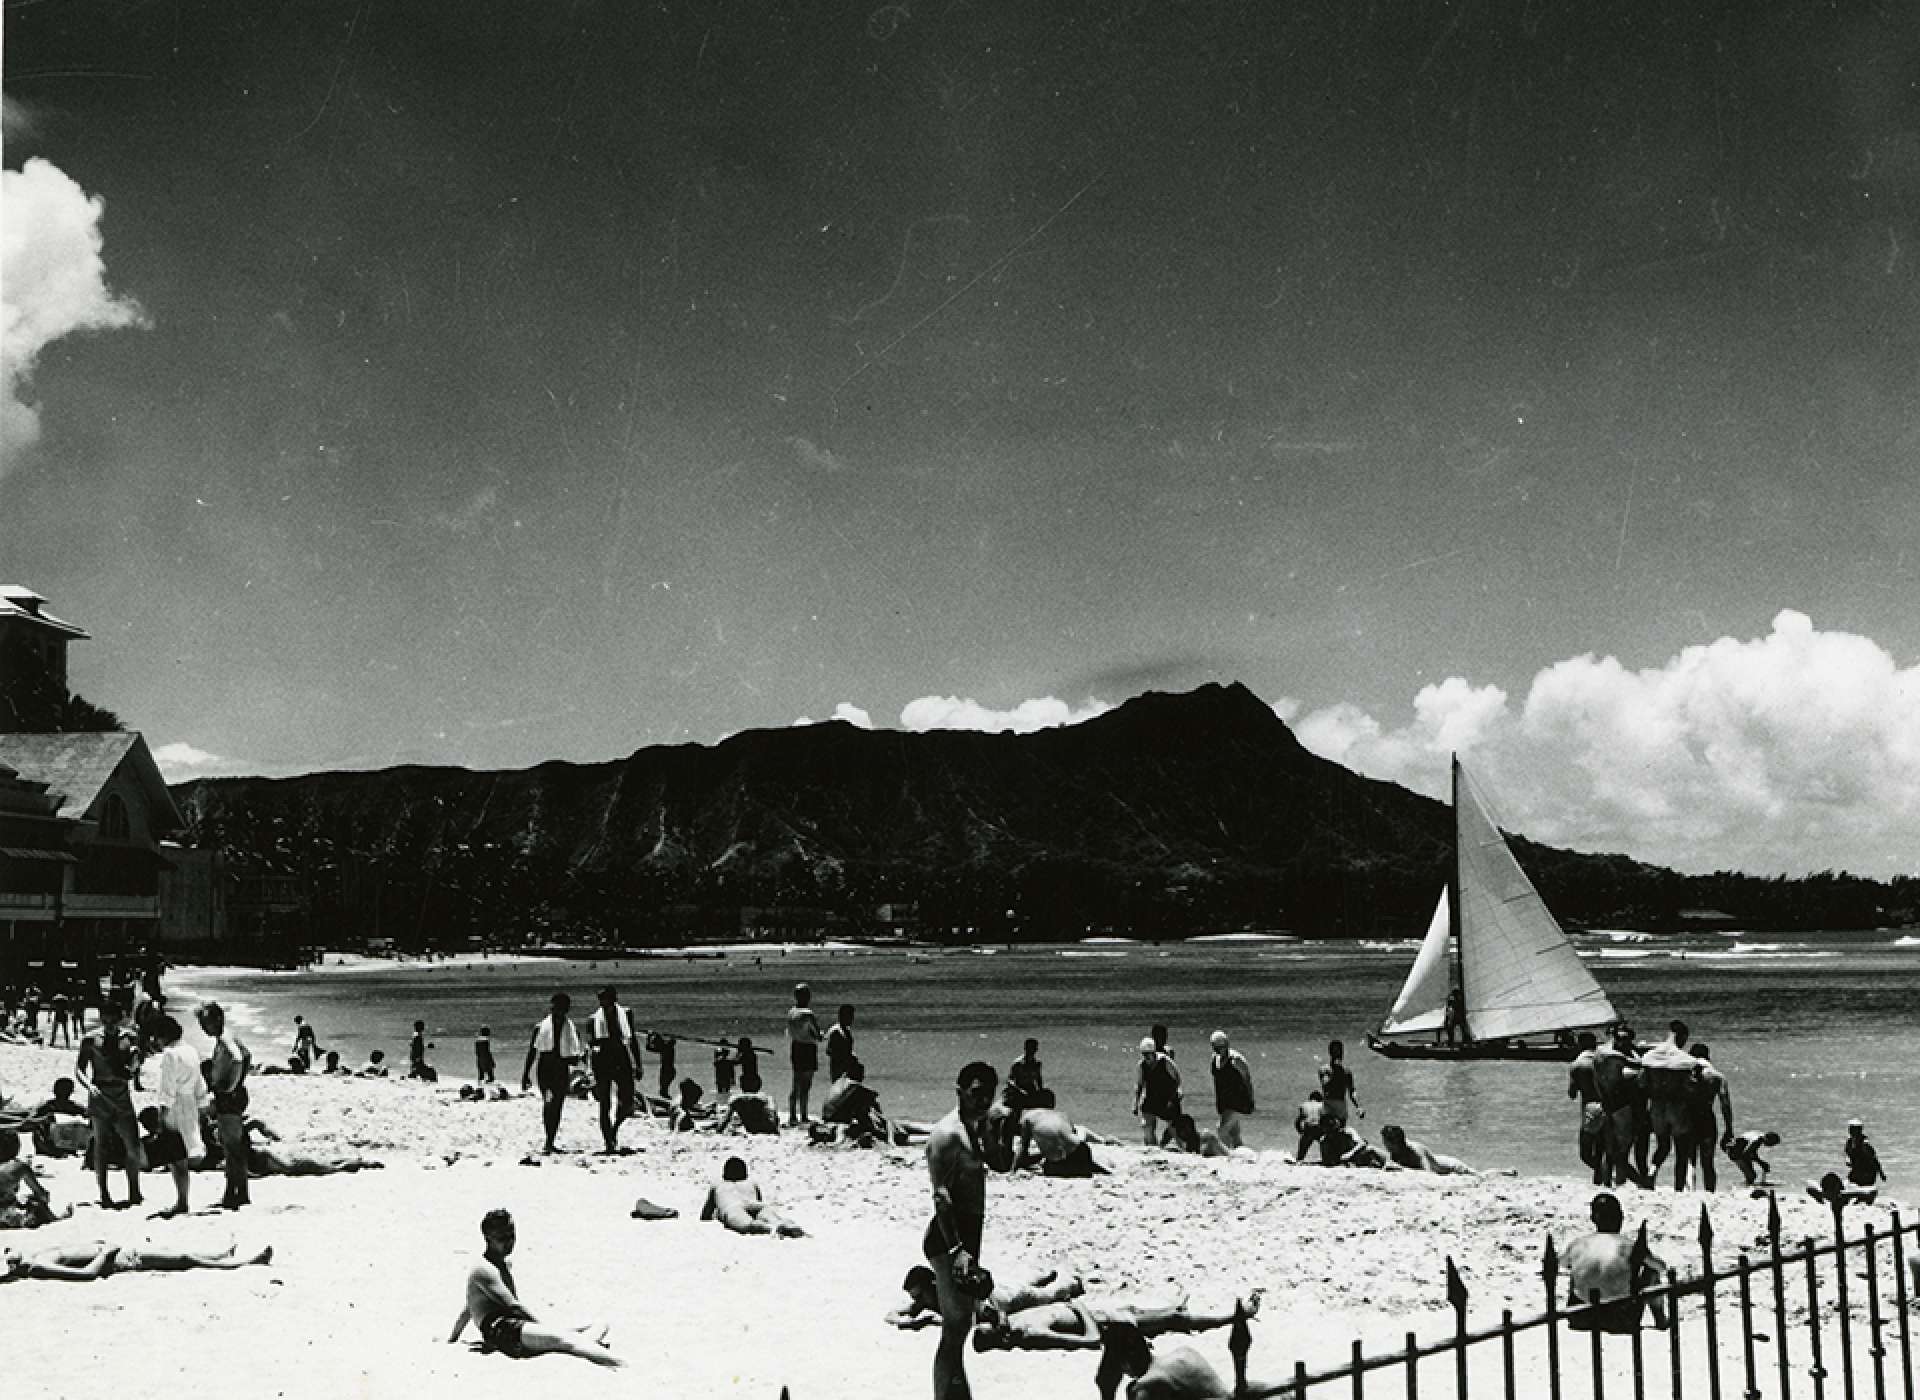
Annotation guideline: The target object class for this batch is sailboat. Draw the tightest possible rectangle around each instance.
[1366,757,1618,1062]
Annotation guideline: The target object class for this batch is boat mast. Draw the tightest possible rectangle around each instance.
[1448,755,1464,997]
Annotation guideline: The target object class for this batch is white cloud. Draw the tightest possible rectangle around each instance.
[1,159,149,468]
[830,702,873,728]
[1287,611,1920,877]
[899,694,1112,734]
[152,741,253,782]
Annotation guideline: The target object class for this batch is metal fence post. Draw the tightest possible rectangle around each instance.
[1862,1220,1886,1400]
[1351,1338,1364,1400]
[1829,1201,1855,1400]
[1629,1223,1648,1400]
[1590,1287,1609,1400]
[1890,1211,1914,1400]
[1230,1299,1252,1399]
[1294,1359,1309,1398]
[1543,1234,1564,1400]
[1736,1252,1759,1400]
[1701,1204,1724,1400]
[1500,1308,1516,1400]
[1405,1329,1420,1400]
[1770,1193,1793,1400]
[1667,1267,1685,1400]
[1804,1236,1827,1400]
[1446,1256,1469,1400]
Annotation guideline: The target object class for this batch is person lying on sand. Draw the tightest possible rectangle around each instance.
[1,1239,272,1282]
[699,1156,806,1237]
[1096,1321,1237,1400]
[887,1262,1085,1329]
[1013,1107,1112,1175]
[1315,1121,1389,1168]
[448,1208,623,1367]
[972,1286,1262,1352]
[1380,1124,1478,1175]
[1564,1192,1669,1335]
[0,1130,71,1229]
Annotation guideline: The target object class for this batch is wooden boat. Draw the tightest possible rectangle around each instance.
[1367,758,1617,1064]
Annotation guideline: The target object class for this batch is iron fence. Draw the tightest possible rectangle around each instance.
[1094,1199,1917,1400]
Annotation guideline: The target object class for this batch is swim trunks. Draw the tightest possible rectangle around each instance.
[790,1040,818,1074]
[479,1307,533,1357]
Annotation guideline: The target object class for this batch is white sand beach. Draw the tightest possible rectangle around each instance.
[1,1039,1909,1399]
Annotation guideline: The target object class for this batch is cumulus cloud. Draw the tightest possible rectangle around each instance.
[2,159,149,467]
[830,702,873,728]
[899,694,1112,734]
[1287,611,1920,877]
[151,741,254,782]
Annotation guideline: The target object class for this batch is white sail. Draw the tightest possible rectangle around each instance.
[1380,891,1452,1037]
[1455,761,1616,1041]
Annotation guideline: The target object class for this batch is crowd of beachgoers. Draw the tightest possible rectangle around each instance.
[0,969,1911,1398]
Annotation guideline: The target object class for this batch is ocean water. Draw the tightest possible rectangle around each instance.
[164,929,1919,1185]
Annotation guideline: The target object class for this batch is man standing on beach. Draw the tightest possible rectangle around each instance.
[291,1016,320,1072]
[1684,1043,1732,1192]
[448,1208,624,1367]
[74,992,144,1210]
[925,1060,999,1400]
[197,1002,252,1211]
[1133,1037,1183,1147]
[1317,1039,1360,1127]
[1592,1025,1648,1189]
[1642,1020,1697,1189]
[521,994,582,1154]
[825,1003,857,1083]
[1567,1032,1607,1184]
[786,983,825,1128]
[587,987,641,1154]
[474,1026,495,1084]
[1207,1030,1254,1150]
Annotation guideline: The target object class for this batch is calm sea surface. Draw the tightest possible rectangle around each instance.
[166,929,1919,1185]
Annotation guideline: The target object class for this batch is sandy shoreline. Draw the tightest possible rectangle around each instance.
[2,1039,1910,1398]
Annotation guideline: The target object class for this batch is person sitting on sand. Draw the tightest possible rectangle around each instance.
[1,1239,272,1282]
[887,1262,1085,1329]
[1096,1321,1240,1400]
[669,1079,708,1132]
[30,1078,88,1158]
[818,1059,889,1141]
[1380,1124,1477,1175]
[1725,1129,1780,1186]
[1806,1170,1878,1211]
[359,1050,391,1078]
[1012,1107,1111,1176]
[448,1208,623,1367]
[1564,1192,1670,1334]
[407,1021,438,1082]
[713,1088,781,1135]
[972,1286,1263,1353]
[0,1129,70,1229]
[1844,1118,1886,1189]
[322,1051,348,1076]
[700,1156,806,1237]
[1316,1120,1389,1169]
[1160,1113,1231,1159]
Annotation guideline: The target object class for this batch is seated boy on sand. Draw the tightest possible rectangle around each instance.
[712,1090,781,1135]
[699,1156,806,1237]
[448,1208,623,1367]
[1013,1108,1111,1175]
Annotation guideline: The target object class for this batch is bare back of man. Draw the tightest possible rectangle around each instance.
[1565,1234,1668,1334]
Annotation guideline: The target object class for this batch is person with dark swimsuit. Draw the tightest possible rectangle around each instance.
[447,1208,623,1367]
[521,994,582,1154]
[925,1061,999,1399]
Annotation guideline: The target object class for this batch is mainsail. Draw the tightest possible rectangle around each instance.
[1380,891,1451,1037]
[1453,761,1616,1041]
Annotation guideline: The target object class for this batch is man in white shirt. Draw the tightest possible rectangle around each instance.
[521,993,582,1154]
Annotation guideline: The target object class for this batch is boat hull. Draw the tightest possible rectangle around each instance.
[1365,1032,1577,1063]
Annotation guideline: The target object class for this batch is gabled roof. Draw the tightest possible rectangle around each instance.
[0,732,183,834]
[0,586,89,639]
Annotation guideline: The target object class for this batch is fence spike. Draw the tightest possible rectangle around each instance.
[1446,1256,1468,1316]
[1229,1299,1251,1398]
[1543,1234,1560,1289]
[1766,1190,1782,1251]
[1698,1201,1715,1255]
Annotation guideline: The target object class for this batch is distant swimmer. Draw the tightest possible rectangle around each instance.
[1380,1125,1477,1175]
[970,1286,1263,1353]
[521,994,582,1155]
[887,1263,1084,1329]
[1206,1031,1254,1151]
[447,1208,623,1367]
[700,1156,806,1237]
[1564,1193,1670,1335]
[1725,1130,1780,1186]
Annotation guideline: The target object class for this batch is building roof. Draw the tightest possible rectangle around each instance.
[0,732,183,834]
[0,585,90,639]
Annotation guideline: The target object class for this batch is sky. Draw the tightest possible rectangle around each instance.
[3,3,1916,879]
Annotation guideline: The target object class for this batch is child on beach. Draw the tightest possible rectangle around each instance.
[474,1027,495,1083]
[1725,1129,1780,1186]
[408,1021,437,1081]
[1844,1119,1886,1189]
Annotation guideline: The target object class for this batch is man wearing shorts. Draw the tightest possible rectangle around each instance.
[925,1061,998,1399]
[74,994,144,1210]
[786,983,825,1128]
[448,1209,622,1367]
[587,986,641,1154]
[521,994,582,1154]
